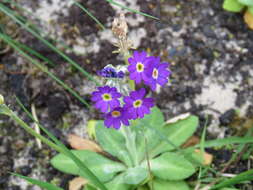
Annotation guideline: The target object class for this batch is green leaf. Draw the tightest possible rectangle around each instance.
[84,184,97,190]
[122,166,148,185]
[219,188,239,190]
[147,152,195,180]
[95,121,132,166]
[11,173,63,190]
[238,0,253,6]
[105,174,132,190]
[150,179,190,190]
[132,107,165,162]
[137,185,149,190]
[50,150,126,182]
[182,148,204,167]
[132,107,165,128]
[150,116,199,158]
[223,0,245,12]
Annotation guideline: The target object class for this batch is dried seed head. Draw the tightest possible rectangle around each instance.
[111,13,134,56]
[0,94,4,105]
[112,13,128,40]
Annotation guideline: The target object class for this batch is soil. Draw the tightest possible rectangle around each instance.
[0,0,253,189]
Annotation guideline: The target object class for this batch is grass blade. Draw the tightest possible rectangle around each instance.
[0,33,90,107]
[0,103,108,190]
[0,3,100,85]
[0,104,63,153]
[14,40,55,67]
[194,137,253,148]
[11,173,63,190]
[15,97,108,190]
[3,0,93,52]
[211,169,253,189]
[72,0,105,30]
[106,0,159,20]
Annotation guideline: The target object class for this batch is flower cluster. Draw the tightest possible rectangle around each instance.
[91,51,170,129]
[128,51,171,91]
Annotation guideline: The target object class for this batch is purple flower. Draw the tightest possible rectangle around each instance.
[97,67,125,78]
[123,88,154,119]
[145,57,171,91]
[128,51,151,84]
[104,107,131,129]
[97,67,117,78]
[91,86,121,113]
[117,71,125,78]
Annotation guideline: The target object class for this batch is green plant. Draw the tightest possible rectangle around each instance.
[51,107,201,190]
[1,98,253,189]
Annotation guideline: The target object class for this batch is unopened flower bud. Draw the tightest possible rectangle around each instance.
[0,94,4,105]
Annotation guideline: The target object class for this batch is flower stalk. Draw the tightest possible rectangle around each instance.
[121,126,139,166]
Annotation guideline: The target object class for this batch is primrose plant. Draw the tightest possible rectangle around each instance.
[50,14,203,190]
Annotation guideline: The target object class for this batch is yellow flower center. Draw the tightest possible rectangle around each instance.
[111,111,121,118]
[133,100,142,108]
[136,62,144,72]
[102,93,112,101]
[152,68,158,79]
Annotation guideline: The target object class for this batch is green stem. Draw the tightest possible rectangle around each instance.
[121,126,139,166]
[123,49,135,90]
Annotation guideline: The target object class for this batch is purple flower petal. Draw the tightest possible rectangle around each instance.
[127,51,150,84]
[104,107,131,129]
[91,86,122,113]
[144,56,171,91]
[123,88,154,119]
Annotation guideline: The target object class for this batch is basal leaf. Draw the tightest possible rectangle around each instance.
[137,185,149,190]
[84,184,97,190]
[223,0,245,12]
[122,166,148,185]
[147,152,195,180]
[105,174,132,190]
[95,121,132,166]
[150,178,190,190]
[131,107,165,161]
[50,150,126,182]
[11,173,63,190]
[150,115,199,158]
